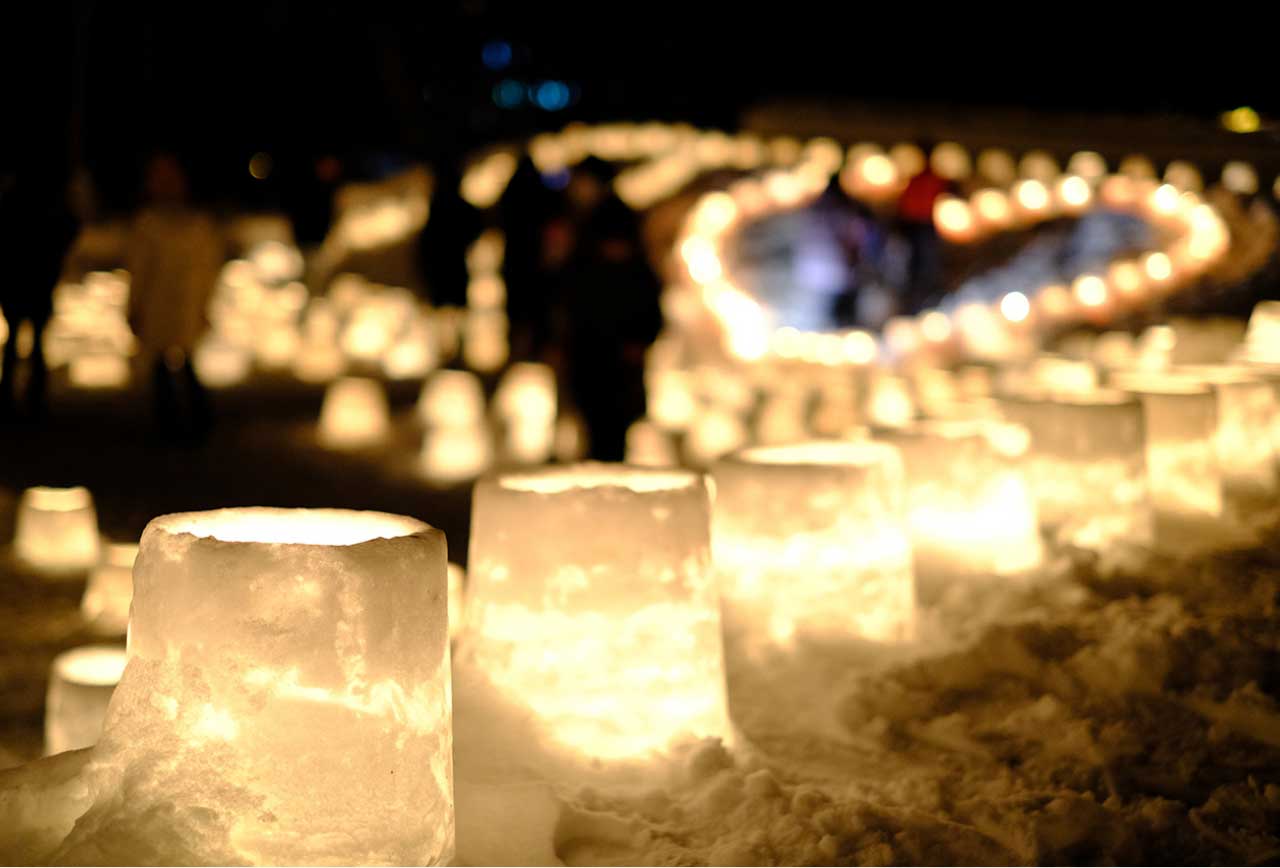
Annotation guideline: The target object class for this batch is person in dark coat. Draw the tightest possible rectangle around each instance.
[558,194,662,461]
[417,162,483,308]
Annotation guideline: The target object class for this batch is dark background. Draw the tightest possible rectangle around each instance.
[6,3,1276,214]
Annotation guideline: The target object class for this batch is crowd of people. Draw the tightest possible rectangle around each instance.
[0,148,663,460]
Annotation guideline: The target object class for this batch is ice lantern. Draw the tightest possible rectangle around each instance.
[318,377,390,449]
[710,441,915,652]
[80,543,138,636]
[459,465,731,764]
[999,391,1153,549]
[63,508,454,865]
[45,644,127,755]
[13,485,100,574]
[877,420,1042,587]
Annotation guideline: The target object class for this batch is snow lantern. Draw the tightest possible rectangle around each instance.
[999,390,1152,549]
[318,377,389,449]
[710,441,915,651]
[14,486,100,574]
[80,543,138,637]
[459,465,731,763]
[877,420,1042,582]
[66,508,454,864]
[44,644,127,755]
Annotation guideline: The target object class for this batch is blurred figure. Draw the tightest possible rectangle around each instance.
[0,171,79,421]
[558,195,662,461]
[897,144,952,313]
[127,152,223,441]
[500,156,560,359]
[417,162,483,307]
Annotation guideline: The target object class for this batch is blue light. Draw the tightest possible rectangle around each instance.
[533,80,570,112]
[542,168,570,191]
[492,79,525,109]
[482,40,513,71]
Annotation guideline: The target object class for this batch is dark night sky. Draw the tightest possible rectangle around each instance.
[8,3,1274,211]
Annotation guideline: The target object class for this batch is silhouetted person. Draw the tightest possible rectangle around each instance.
[558,195,662,461]
[0,171,78,421]
[897,148,952,313]
[500,156,563,359]
[126,153,222,441]
[417,163,483,308]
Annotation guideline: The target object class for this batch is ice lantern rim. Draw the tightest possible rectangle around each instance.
[493,462,702,495]
[23,485,94,512]
[725,439,901,470]
[145,507,436,549]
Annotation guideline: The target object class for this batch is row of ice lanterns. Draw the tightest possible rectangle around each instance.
[678,143,1237,368]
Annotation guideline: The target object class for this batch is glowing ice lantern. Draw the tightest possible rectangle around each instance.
[1111,375,1226,547]
[877,421,1043,584]
[999,391,1153,549]
[418,369,486,427]
[318,377,389,449]
[81,543,138,636]
[494,363,557,464]
[710,441,915,652]
[45,644,127,755]
[66,508,454,864]
[14,486,100,574]
[460,466,731,763]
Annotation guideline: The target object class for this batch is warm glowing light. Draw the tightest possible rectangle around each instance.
[67,508,455,864]
[977,149,1017,186]
[999,392,1152,549]
[888,142,925,178]
[1056,175,1092,210]
[1013,179,1050,213]
[45,645,127,755]
[842,330,878,364]
[933,196,975,240]
[1221,160,1259,195]
[929,142,970,180]
[1108,260,1145,296]
[318,377,389,449]
[1164,160,1203,192]
[1221,106,1261,134]
[1066,151,1107,181]
[1000,291,1031,323]
[1149,183,1181,216]
[1018,150,1059,182]
[14,486,100,574]
[971,189,1012,226]
[81,543,137,637]
[460,465,731,764]
[920,310,952,342]
[680,236,723,284]
[711,441,915,653]
[878,421,1042,583]
[1144,251,1174,283]
[1073,274,1108,307]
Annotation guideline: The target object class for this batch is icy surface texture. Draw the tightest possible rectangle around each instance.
[711,441,916,651]
[13,487,100,575]
[458,464,731,766]
[878,420,1043,587]
[55,507,454,865]
[1000,391,1153,549]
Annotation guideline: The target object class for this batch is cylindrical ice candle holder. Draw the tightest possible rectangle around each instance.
[877,420,1042,587]
[45,644,127,755]
[79,508,454,865]
[999,390,1152,548]
[710,441,915,651]
[460,464,731,763]
[14,486,100,574]
[80,543,138,636]
[1173,365,1277,507]
[318,377,390,449]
